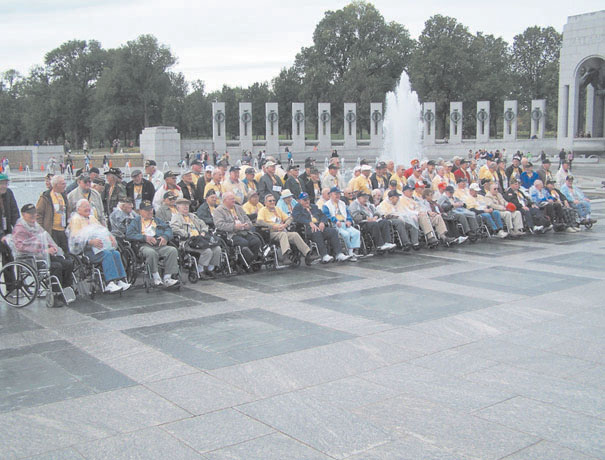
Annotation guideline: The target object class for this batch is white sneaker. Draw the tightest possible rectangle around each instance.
[105,281,121,293]
[385,243,396,249]
[153,273,163,286]
[456,236,468,244]
[335,253,350,262]
[497,230,508,238]
[533,225,543,232]
[164,277,178,287]
[321,254,334,263]
[117,280,131,290]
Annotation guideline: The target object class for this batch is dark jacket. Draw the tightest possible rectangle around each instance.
[36,189,70,235]
[0,188,19,238]
[370,173,388,191]
[102,182,127,216]
[126,179,155,204]
[305,179,321,204]
[292,202,329,226]
[258,173,283,203]
[504,187,534,210]
[125,214,173,242]
[178,180,203,212]
[284,176,303,199]
[195,202,215,227]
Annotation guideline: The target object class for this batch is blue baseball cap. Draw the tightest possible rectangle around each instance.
[329,187,341,194]
[401,185,412,192]
[298,192,309,200]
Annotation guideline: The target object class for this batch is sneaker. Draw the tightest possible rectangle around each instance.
[105,281,121,293]
[497,230,508,239]
[321,254,334,263]
[412,243,421,250]
[164,277,178,287]
[153,273,163,286]
[544,225,553,232]
[117,280,131,290]
[533,225,544,232]
[456,236,468,244]
[305,252,319,266]
[565,226,576,233]
[385,242,396,249]
[427,237,439,246]
[349,254,358,262]
[335,253,350,262]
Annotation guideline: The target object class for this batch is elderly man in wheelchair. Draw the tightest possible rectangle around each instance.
[68,199,131,293]
[2,203,74,307]
[170,197,221,280]
[125,200,179,287]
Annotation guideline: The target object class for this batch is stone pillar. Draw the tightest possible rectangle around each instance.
[369,103,383,151]
[212,102,226,154]
[265,102,279,157]
[503,100,518,141]
[140,126,181,165]
[530,99,546,139]
[422,102,436,145]
[449,102,462,143]
[595,93,605,138]
[239,102,253,153]
[291,103,305,153]
[343,103,357,149]
[318,102,331,153]
[476,101,490,142]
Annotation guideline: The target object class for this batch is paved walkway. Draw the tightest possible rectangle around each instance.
[1,206,605,459]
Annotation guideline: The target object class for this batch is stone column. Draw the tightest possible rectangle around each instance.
[585,85,595,136]
[422,102,436,145]
[594,92,605,138]
[503,100,518,141]
[239,102,252,153]
[140,126,181,165]
[212,102,226,154]
[318,102,331,153]
[369,103,383,151]
[343,103,357,149]
[449,102,462,143]
[476,101,490,143]
[530,99,546,139]
[291,103,305,154]
[265,102,279,157]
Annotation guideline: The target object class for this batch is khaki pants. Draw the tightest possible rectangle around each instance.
[501,210,524,231]
[140,244,179,275]
[418,212,447,238]
[270,231,310,255]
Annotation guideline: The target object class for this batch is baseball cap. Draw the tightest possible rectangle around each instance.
[329,187,341,194]
[175,198,190,206]
[21,203,36,214]
[139,200,154,210]
[205,165,214,172]
[387,190,401,198]
[144,160,157,167]
[265,161,276,167]
[163,192,176,200]
[361,165,372,171]
[89,167,100,175]
[445,186,455,193]
[130,169,142,178]
[469,183,481,191]
[163,170,177,179]
[298,192,309,200]
[245,167,255,174]
[229,166,240,172]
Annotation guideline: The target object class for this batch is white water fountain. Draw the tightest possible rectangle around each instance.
[382,71,423,166]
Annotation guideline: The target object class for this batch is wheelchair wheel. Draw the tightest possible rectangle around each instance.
[188,270,199,283]
[0,261,39,308]
[121,245,138,285]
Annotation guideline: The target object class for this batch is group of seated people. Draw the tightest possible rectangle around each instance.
[2,151,596,304]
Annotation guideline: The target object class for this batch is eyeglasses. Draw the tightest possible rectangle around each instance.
[266,199,275,203]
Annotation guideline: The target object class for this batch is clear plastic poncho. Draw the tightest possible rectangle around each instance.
[68,214,116,255]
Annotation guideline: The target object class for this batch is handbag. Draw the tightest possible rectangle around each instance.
[188,233,219,250]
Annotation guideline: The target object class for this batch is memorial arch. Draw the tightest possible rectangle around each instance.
[575,55,605,138]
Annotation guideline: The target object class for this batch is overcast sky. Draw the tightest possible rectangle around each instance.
[1,0,603,91]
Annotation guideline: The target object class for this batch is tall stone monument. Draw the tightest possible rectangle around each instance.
[265,103,279,156]
[212,102,226,154]
[140,126,181,164]
[476,101,490,142]
[369,103,383,151]
[343,103,357,149]
[530,99,546,139]
[557,10,605,150]
[291,103,306,153]
[239,102,253,153]
[422,102,436,145]
[503,100,518,142]
[318,103,331,153]
[449,102,463,144]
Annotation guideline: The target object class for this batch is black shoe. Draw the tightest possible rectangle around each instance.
[305,252,318,266]
[198,271,210,280]
[412,243,421,251]
[403,244,412,252]
[204,269,216,279]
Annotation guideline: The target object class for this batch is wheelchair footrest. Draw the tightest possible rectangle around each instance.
[62,287,77,304]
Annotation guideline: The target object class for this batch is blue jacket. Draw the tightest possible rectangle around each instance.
[322,202,353,224]
[125,214,173,242]
[561,184,586,202]
[520,171,539,189]
[529,186,553,205]
[292,202,329,226]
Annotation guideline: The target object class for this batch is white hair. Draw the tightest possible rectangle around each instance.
[76,198,90,210]
[50,175,65,187]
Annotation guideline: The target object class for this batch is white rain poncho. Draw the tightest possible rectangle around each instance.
[68,214,116,255]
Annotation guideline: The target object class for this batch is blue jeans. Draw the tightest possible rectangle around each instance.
[337,224,361,249]
[479,210,503,230]
[573,201,591,218]
[85,249,126,282]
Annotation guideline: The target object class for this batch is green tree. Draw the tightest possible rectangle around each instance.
[408,15,475,138]
[45,39,106,146]
[0,70,25,144]
[182,80,212,138]
[272,67,302,138]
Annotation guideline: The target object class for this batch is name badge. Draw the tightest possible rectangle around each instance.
[272,185,282,192]
[1,217,6,231]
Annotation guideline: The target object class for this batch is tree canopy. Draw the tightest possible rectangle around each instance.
[0,1,563,146]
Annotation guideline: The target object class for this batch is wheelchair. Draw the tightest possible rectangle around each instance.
[356,221,395,256]
[0,252,77,308]
[124,240,182,292]
[68,252,124,300]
